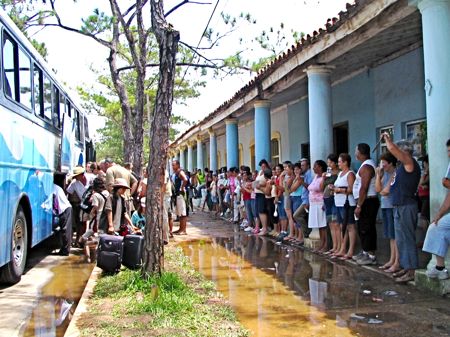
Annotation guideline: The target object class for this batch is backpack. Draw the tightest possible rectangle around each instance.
[96,193,109,232]
[80,186,94,213]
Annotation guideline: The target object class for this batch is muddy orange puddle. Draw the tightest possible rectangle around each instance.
[181,239,357,337]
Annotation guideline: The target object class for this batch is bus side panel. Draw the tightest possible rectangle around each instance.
[0,109,54,267]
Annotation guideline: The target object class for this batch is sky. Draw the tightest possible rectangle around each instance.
[31,0,352,139]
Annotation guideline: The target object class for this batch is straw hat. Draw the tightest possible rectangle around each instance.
[112,178,130,189]
[69,166,85,178]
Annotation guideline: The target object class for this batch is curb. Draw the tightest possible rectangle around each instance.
[64,266,102,337]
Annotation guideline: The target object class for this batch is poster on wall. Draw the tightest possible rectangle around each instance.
[406,119,427,158]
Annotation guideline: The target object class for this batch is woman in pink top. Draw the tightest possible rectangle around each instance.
[308,160,328,252]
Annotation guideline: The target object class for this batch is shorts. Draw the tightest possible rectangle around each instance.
[382,208,395,239]
[175,195,187,217]
[278,196,287,220]
[324,197,337,223]
[211,195,218,204]
[255,193,267,215]
[336,205,355,225]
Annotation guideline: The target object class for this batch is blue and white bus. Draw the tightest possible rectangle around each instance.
[0,10,95,284]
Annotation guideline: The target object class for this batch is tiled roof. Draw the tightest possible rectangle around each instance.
[171,0,368,146]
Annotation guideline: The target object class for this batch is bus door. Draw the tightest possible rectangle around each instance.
[60,112,75,173]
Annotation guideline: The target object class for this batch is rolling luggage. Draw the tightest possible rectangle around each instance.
[97,234,124,272]
[122,234,144,270]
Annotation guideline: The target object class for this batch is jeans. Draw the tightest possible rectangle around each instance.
[244,199,254,226]
[394,204,419,270]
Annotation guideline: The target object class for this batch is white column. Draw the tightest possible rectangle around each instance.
[305,65,334,163]
[196,136,204,170]
[187,142,193,172]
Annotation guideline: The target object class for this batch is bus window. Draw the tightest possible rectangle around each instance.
[84,115,90,139]
[2,34,17,100]
[52,86,60,128]
[75,109,81,142]
[43,74,52,120]
[67,100,72,118]
[18,47,31,109]
[59,92,66,125]
[33,65,43,116]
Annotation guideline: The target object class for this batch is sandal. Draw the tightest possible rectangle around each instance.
[385,267,401,274]
[378,264,392,270]
[392,269,407,278]
[339,255,352,260]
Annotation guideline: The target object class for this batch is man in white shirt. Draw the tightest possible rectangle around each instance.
[66,166,88,246]
[53,182,73,256]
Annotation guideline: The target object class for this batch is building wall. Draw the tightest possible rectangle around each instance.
[212,48,425,170]
[332,69,376,158]
[271,106,290,162]
[331,48,425,165]
[238,120,254,167]
[373,47,426,138]
[217,134,226,169]
[287,99,310,161]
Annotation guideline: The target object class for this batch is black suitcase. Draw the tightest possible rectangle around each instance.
[122,234,144,270]
[97,234,124,272]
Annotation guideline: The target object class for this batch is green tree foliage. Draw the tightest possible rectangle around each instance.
[0,0,50,59]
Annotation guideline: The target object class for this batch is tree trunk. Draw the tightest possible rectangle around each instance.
[143,0,180,276]
[108,48,134,164]
[108,1,134,164]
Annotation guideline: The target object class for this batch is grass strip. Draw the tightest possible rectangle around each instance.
[78,245,249,337]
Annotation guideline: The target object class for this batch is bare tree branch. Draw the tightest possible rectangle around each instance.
[117,61,252,72]
[45,0,112,48]
[179,40,218,67]
[164,0,212,18]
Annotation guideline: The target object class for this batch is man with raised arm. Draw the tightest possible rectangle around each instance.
[382,133,421,283]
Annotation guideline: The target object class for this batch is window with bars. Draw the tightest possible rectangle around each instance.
[271,138,280,166]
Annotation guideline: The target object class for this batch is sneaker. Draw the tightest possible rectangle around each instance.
[352,251,366,262]
[357,254,377,266]
[240,220,248,228]
[244,226,254,232]
[426,267,449,280]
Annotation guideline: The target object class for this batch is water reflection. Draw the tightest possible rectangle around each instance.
[23,255,93,337]
[182,237,358,337]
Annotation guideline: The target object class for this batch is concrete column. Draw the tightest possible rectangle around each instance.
[411,0,450,288]
[413,0,450,215]
[196,136,204,170]
[305,65,334,163]
[209,129,217,172]
[225,118,239,169]
[254,100,271,169]
[179,146,186,170]
[187,142,193,172]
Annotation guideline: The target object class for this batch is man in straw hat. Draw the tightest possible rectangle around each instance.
[104,178,134,235]
[66,166,88,246]
[381,133,421,283]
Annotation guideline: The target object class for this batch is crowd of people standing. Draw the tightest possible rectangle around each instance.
[182,135,450,284]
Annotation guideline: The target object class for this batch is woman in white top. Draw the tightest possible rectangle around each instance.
[331,153,356,260]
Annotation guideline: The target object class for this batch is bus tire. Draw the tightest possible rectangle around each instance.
[0,206,28,284]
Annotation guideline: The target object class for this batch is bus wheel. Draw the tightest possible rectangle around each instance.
[0,206,28,284]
